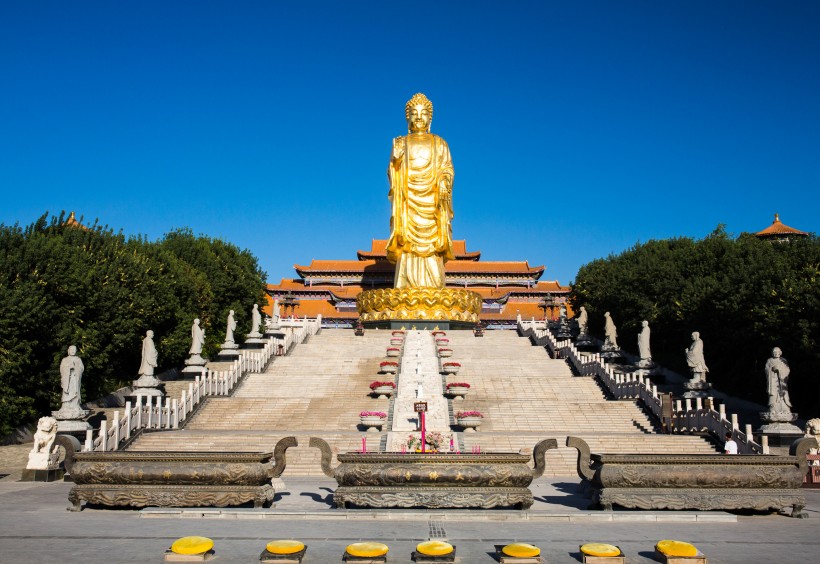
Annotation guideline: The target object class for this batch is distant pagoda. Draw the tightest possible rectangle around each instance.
[266,239,568,327]
[755,214,808,242]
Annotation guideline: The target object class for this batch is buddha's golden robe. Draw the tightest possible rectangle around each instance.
[386,132,454,288]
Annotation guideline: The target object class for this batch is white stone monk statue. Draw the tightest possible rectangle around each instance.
[685,331,708,385]
[638,320,652,365]
[189,318,205,356]
[138,330,158,377]
[764,347,792,415]
[57,345,84,417]
[386,92,454,289]
[249,303,262,337]
[604,312,619,349]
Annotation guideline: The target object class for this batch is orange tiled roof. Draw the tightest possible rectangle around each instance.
[755,214,808,238]
[267,280,569,299]
[63,211,89,230]
[295,259,542,275]
[357,239,480,261]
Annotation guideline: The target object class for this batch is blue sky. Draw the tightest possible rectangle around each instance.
[2,1,818,285]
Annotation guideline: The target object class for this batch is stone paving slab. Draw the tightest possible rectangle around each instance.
[1,477,819,563]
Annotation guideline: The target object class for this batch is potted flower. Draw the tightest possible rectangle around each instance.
[441,361,461,375]
[379,360,399,374]
[369,381,395,398]
[435,337,449,346]
[432,331,446,337]
[360,411,387,432]
[445,382,470,399]
[391,330,405,336]
[386,347,401,357]
[456,410,483,432]
[437,347,453,358]
[390,337,404,345]
[354,322,365,336]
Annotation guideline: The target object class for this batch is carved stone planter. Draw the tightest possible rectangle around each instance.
[441,364,460,375]
[386,348,400,357]
[379,364,398,374]
[390,338,404,346]
[360,416,387,432]
[371,386,394,399]
[566,436,817,517]
[438,349,453,358]
[457,416,482,432]
[446,386,469,399]
[67,438,297,511]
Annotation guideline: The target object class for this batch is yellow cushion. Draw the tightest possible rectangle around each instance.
[580,543,621,557]
[170,536,213,555]
[266,540,305,555]
[417,540,454,556]
[346,542,389,557]
[502,543,541,558]
[656,540,698,557]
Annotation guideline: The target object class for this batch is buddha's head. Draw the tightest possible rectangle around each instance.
[405,92,433,133]
[67,345,77,356]
[772,347,782,358]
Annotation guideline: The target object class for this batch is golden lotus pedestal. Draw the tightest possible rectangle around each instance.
[357,287,482,330]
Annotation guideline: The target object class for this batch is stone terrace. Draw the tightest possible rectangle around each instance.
[129,328,717,477]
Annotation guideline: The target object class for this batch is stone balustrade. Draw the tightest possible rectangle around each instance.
[84,321,322,453]
[518,320,765,454]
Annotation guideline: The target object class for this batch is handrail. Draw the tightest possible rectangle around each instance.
[84,319,322,452]
[518,320,765,455]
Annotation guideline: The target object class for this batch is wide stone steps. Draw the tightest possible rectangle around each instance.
[126,328,724,478]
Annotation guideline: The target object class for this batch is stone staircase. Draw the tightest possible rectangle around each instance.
[442,331,718,475]
[129,330,392,476]
[128,328,718,477]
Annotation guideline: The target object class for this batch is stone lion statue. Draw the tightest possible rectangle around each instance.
[805,418,820,438]
[31,416,58,454]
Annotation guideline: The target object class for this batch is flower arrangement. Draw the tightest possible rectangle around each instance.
[369,381,395,390]
[379,361,398,367]
[387,347,400,351]
[438,348,452,353]
[446,382,470,389]
[391,330,405,336]
[435,337,449,343]
[442,362,461,367]
[456,411,483,418]
[405,431,450,451]
[432,331,446,336]
[360,411,387,418]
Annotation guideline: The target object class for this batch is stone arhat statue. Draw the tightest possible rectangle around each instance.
[576,306,588,336]
[54,345,85,418]
[189,318,205,356]
[603,312,619,349]
[248,303,262,338]
[637,320,652,367]
[224,309,237,346]
[684,331,709,389]
[138,330,158,377]
[765,347,792,415]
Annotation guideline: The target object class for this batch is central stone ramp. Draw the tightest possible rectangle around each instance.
[128,329,391,476]
[442,331,717,475]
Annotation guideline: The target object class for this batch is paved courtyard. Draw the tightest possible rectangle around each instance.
[1,473,819,563]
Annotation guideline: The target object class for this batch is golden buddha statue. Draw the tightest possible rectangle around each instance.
[357,93,481,325]
[386,93,454,289]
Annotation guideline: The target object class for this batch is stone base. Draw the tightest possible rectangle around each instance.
[333,487,532,509]
[21,468,64,482]
[759,422,804,447]
[182,364,208,376]
[184,354,208,367]
[217,348,241,361]
[133,375,161,388]
[55,419,92,433]
[164,550,215,562]
[131,387,164,397]
[654,549,706,564]
[411,547,456,562]
[682,389,711,399]
[259,546,307,563]
[242,338,266,349]
[52,407,89,420]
